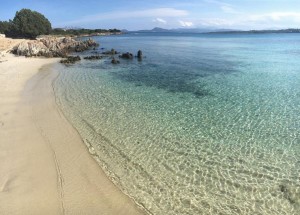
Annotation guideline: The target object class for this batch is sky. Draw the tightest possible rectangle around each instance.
[1,0,300,30]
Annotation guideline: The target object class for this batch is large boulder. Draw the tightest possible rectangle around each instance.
[14,41,48,57]
[137,50,143,60]
[119,52,133,59]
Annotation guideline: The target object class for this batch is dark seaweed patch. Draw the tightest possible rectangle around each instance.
[111,58,236,97]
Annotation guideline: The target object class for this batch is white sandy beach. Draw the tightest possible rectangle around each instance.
[0,50,144,214]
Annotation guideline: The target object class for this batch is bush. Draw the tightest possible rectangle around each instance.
[10,9,52,39]
[1,8,121,38]
[0,21,11,34]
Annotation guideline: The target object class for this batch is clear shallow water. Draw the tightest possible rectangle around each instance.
[54,33,300,215]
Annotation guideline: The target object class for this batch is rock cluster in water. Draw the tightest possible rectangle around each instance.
[100,49,143,64]
[12,37,99,58]
[60,56,81,64]
[102,49,118,55]
[11,35,145,66]
[83,55,103,60]
[111,57,120,64]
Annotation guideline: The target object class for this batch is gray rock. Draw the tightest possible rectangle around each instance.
[119,52,133,59]
[84,55,102,60]
[12,37,99,58]
[60,56,81,64]
[111,57,120,64]
[137,50,143,60]
[102,48,118,55]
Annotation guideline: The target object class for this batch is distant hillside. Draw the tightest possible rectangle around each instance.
[135,27,236,33]
[132,27,300,34]
[207,28,300,34]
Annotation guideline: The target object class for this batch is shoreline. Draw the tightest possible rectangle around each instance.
[51,66,151,215]
[0,54,144,214]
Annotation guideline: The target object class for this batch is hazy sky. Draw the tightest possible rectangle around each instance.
[1,0,300,30]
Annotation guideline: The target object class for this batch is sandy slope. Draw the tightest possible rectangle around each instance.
[0,37,25,52]
[0,54,144,215]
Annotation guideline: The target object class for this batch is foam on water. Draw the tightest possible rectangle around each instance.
[54,33,300,214]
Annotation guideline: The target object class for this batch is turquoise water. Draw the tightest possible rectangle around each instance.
[54,33,300,215]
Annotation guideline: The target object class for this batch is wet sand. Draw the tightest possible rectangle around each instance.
[0,53,144,214]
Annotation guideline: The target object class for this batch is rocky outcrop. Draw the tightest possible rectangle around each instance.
[14,41,49,57]
[12,37,99,57]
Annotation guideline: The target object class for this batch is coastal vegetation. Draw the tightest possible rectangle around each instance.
[0,9,121,39]
[208,28,300,34]
[51,28,121,37]
[0,21,10,35]
[0,9,51,39]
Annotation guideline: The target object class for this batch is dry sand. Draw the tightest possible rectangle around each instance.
[0,37,24,52]
[0,51,144,214]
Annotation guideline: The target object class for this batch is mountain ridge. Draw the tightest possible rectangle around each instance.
[124,27,300,34]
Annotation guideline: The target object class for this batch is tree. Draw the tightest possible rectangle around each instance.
[0,21,11,34]
[11,9,52,39]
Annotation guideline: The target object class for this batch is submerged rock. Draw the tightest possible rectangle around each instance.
[279,184,300,209]
[111,57,120,64]
[60,56,81,64]
[83,55,103,60]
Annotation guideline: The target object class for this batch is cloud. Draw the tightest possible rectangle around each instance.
[64,8,188,25]
[197,18,234,26]
[153,18,167,24]
[205,0,231,7]
[205,0,239,14]
[194,11,300,29]
[179,20,194,27]
[249,12,300,22]
[204,12,299,28]
[221,5,236,14]
[205,0,227,5]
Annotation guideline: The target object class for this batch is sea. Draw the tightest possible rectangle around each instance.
[53,32,300,215]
